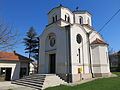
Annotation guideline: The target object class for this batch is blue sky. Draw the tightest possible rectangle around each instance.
[0,0,120,57]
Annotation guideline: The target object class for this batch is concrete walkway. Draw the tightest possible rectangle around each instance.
[0,81,36,90]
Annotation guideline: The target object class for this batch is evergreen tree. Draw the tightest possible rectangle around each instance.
[23,27,39,73]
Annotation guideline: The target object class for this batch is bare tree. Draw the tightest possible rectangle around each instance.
[108,46,115,55]
[0,22,18,51]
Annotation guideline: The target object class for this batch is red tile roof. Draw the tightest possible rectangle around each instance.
[0,51,32,61]
[110,52,120,56]
[32,62,37,65]
[91,38,109,45]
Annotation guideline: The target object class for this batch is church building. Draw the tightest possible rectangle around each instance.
[39,5,110,82]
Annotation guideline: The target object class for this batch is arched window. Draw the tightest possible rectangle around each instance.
[55,15,57,21]
[78,48,81,63]
[48,33,56,47]
[68,17,70,22]
[79,16,83,24]
[65,15,67,21]
[76,34,82,44]
[87,18,90,25]
[65,14,70,23]
[52,17,55,23]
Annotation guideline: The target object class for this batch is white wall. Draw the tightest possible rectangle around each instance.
[61,7,74,24]
[48,6,73,26]
[99,45,110,73]
[73,13,92,26]
[70,24,90,74]
[89,31,102,43]
[30,63,36,74]
[39,24,68,74]
[0,62,20,80]
[91,45,110,74]
[48,7,61,24]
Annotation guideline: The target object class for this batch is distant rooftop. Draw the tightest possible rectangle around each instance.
[0,51,32,61]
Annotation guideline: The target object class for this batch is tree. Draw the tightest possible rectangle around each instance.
[23,27,39,73]
[108,47,115,55]
[108,47,115,71]
[0,22,18,51]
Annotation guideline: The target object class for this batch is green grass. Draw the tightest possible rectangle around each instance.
[45,72,120,90]
[112,72,120,77]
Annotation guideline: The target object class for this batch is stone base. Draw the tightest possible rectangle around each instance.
[57,73,92,82]
[55,73,115,83]
[93,73,113,78]
[72,73,92,82]
[57,73,72,83]
[82,73,93,80]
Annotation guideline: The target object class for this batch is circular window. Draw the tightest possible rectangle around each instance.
[50,38,55,47]
[76,34,82,44]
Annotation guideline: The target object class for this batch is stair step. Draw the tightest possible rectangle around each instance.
[13,80,44,85]
[17,79,44,82]
[12,82,42,89]
[24,75,46,78]
[19,78,45,81]
[23,76,46,79]
[12,74,66,90]
[12,81,43,87]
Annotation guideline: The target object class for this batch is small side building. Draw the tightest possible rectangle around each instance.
[30,61,37,74]
[0,51,31,81]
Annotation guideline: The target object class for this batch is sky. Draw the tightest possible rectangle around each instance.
[0,0,120,57]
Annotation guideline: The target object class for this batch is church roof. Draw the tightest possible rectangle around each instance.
[73,11,92,16]
[82,24,94,31]
[91,38,109,45]
[48,5,91,16]
[0,51,32,61]
[48,5,72,14]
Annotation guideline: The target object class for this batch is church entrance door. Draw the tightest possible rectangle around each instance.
[49,54,56,73]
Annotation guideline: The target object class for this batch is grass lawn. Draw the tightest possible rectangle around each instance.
[45,72,120,90]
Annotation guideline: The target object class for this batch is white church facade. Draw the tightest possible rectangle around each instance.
[39,5,110,82]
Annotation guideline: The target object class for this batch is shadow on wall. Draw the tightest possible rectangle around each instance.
[11,62,20,81]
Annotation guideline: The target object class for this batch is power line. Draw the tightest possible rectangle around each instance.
[90,9,120,40]
[80,9,120,48]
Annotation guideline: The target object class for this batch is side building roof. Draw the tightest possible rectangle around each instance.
[91,38,109,46]
[0,51,33,61]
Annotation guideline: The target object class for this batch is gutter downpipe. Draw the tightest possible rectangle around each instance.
[65,25,72,83]
[87,32,94,78]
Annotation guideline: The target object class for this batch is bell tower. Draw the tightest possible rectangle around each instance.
[47,5,74,26]
[73,10,92,26]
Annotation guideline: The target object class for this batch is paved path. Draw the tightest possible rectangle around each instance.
[0,81,37,90]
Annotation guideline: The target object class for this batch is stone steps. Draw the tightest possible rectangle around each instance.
[12,82,42,89]
[16,78,44,82]
[12,74,66,90]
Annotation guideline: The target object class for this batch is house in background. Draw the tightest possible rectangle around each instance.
[109,51,120,71]
[0,51,32,81]
[30,61,37,74]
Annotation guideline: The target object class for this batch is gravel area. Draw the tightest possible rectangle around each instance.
[0,81,37,90]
